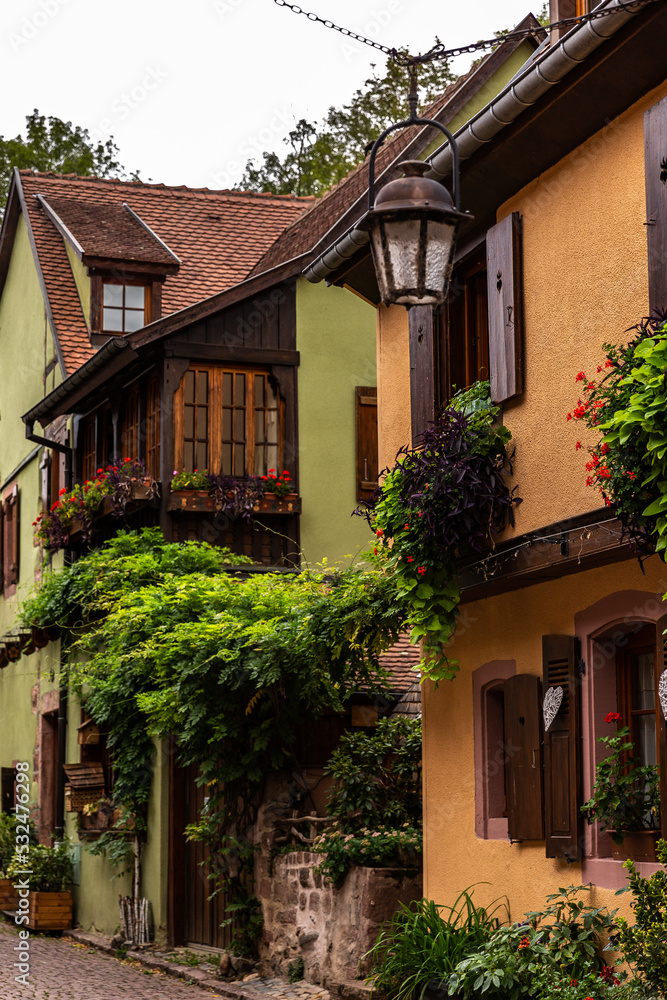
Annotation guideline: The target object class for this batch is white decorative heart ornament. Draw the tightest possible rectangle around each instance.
[543,685,563,732]
[659,669,667,721]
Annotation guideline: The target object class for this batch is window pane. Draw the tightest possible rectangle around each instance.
[255,409,264,445]
[223,409,232,440]
[266,407,278,446]
[125,286,145,309]
[184,371,195,405]
[235,373,245,404]
[234,408,245,441]
[103,284,123,307]
[266,443,278,471]
[255,375,264,407]
[631,653,655,711]
[196,442,207,470]
[197,407,207,439]
[222,443,232,476]
[635,714,658,767]
[184,407,194,439]
[103,308,124,332]
[223,372,233,404]
[234,445,245,477]
[124,309,145,333]
[254,445,264,476]
[184,441,194,472]
[197,371,208,402]
[266,382,277,408]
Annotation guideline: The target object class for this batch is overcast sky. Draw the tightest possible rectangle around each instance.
[3,0,540,190]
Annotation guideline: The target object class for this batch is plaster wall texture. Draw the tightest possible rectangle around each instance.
[65,241,90,325]
[296,278,376,566]
[496,80,667,538]
[422,553,667,928]
[376,305,410,471]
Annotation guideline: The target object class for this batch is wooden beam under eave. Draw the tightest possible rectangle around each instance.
[409,306,437,447]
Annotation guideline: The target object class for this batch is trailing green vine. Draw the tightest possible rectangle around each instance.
[359,382,521,685]
[19,528,408,949]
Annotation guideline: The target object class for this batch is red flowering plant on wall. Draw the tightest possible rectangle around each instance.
[34,459,157,554]
[357,382,521,686]
[568,312,667,559]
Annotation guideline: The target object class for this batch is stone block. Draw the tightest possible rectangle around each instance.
[299,866,312,887]
[299,892,307,910]
[279,908,297,924]
[312,869,322,888]
[322,893,332,916]
[309,892,320,912]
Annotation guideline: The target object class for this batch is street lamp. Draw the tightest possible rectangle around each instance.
[358,75,472,308]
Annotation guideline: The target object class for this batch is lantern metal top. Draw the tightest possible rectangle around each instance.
[372,160,469,223]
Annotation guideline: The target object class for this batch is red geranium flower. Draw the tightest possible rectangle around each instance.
[575,372,586,382]
[376,529,384,537]
[518,936,530,950]
[604,712,622,724]
[417,566,426,575]
[407,556,414,563]
[59,487,67,495]
[575,441,582,450]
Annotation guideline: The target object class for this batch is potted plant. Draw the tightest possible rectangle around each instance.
[0,814,38,909]
[255,469,300,513]
[581,712,661,861]
[7,840,74,930]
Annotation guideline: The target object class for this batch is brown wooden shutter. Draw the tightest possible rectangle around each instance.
[654,614,667,840]
[0,501,4,593]
[542,634,582,860]
[408,306,437,445]
[355,386,378,503]
[486,213,523,404]
[503,674,544,841]
[644,95,667,315]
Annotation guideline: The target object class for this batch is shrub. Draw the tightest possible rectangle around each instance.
[366,891,506,1000]
[7,840,73,892]
[615,839,667,996]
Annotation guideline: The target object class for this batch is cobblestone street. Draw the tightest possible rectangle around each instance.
[0,923,223,999]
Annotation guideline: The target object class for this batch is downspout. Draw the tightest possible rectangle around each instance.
[25,418,73,840]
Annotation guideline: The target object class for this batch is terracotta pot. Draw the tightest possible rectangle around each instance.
[607,828,660,862]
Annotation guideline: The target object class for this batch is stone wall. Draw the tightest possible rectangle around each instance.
[258,851,422,985]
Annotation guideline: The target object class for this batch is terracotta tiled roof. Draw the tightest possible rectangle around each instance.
[379,633,421,692]
[248,68,478,277]
[17,172,312,374]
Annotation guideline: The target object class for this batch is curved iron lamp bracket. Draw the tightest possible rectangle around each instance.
[367,112,461,211]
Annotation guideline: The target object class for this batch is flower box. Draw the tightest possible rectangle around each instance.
[608,829,660,863]
[26,890,73,930]
[253,493,301,515]
[0,877,18,909]
[167,490,216,512]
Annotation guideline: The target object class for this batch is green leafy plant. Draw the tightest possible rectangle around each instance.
[288,956,305,983]
[325,716,422,829]
[260,468,293,497]
[567,314,667,557]
[615,839,667,996]
[359,382,520,686]
[526,966,631,1000]
[7,840,73,892]
[220,888,264,958]
[367,890,506,1000]
[314,824,422,885]
[170,469,211,490]
[0,813,37,875]
[581,714,660,839]
[449,885,619,1000]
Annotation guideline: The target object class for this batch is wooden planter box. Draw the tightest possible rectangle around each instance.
[27,890,73,930]
[608,829,660,863]
[168,490,301,515]
[0,877,18,909]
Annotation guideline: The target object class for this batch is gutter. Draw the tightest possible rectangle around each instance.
[303,0,651,284]
[22,337,138,427]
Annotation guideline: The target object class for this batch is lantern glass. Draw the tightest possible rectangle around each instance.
[368,211,460,307]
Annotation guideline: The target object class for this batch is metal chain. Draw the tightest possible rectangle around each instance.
[273,0,662,66]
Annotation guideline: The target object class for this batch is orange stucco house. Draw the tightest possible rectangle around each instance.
[304,0,667,922]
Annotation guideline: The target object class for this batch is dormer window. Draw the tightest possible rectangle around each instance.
[102,282,147,333]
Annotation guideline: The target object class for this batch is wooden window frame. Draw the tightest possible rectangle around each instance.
[146,373,161,481]
[173,364,284,478]
[2,485,19,596]
[120,387,140,462]
[617,624,659,770]
[90,274,163,335]
[473,660,516,840]
[436,244,490,408]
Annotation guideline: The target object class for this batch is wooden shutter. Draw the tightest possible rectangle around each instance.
[654,614,667,841]
[644,95,667,315]
[2,487,19,589]
[486,213,523,404]
[0,501,4,592]
[408,306,437,445]
[355,386,378,503]
[542,634,582,860]
[503,674,544,841]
